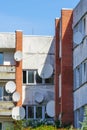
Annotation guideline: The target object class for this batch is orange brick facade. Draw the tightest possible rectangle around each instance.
[55,10,74,125]
[15,31,22,106]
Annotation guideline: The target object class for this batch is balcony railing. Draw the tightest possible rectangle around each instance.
[0,100,14,116]
[0,65,15,80]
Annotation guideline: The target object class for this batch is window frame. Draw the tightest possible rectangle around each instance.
[24,105,51,120]
[23,70,54,85]
[0,86,12,101]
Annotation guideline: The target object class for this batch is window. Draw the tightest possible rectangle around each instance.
[74,64,82,90]
[76,67,80,88]
[0,87,3,100]
[82,61,87,83]
[74,20,82,34]
[78,20,82,33]
[0,123,2,130]
[28,106,34,118]
[23,71,26,83]
[0,86,12,101]
[24,105,50,120]
[74,66,81,90]
[23,70,54,84]
[83,18,86,35]
[36,71,42,83]
[28,71,34,83]
[0,53,3,65]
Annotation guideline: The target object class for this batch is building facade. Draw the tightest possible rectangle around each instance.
[1,2,87,129]
[73,0,87,128]
[55,9,73,125]
[0,31,55,129]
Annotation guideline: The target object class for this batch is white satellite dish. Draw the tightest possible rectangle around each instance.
[34,92,44,103]
[5,81,16,93]
[12,106,25,120]
[14,51,22,61]
[73,31,83,44]
[38,63,53,79]
[12,91,20,102]
[46,100,55,117]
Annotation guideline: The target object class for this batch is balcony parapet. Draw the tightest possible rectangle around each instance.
[0,65,15,80]
[0,101,14,116]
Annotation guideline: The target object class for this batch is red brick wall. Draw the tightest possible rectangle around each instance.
[55,10,73,125]
[15,31,22,106]
[61,9,73,124]
[55,18,61,120]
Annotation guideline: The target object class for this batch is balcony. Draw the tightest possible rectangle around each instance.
[0,65,15,80]
[0,100,14,116]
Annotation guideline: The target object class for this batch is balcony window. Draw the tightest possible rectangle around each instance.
[0,86,12,101]
[0,53,3,65]
[23,70,54,85]
[28,71,34,83]
[28,106,34,118]
[24,105,50,120]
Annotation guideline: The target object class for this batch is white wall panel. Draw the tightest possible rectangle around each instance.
[73,0,87,26]
[23,36,55,69]
[0,33,15,48]
[74,83,87,110]
[22,85,54,105]
[73,40,87,68]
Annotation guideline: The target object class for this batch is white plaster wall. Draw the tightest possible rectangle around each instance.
[22,35,55,105]
[74,84,87,110]
[0,33,15,48]
[73,0,87,26]
[73,40,87,69]
[4,52,15,65]
[22,35,55,69]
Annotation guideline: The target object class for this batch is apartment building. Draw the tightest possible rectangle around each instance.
[55,9,73,125]
[0,5,84,130]
[0,31,55,129]
[73,0,87,128]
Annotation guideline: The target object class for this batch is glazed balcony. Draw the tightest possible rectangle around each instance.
[0,65,15,80]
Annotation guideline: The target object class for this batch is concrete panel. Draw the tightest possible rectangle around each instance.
[74,83,87,110]
[22,85,54,105]
[0,66,15,72]
[23,35,54,53]
[0,73,15,80]
[0,101,14,116]
[0,33,15,48]
[73,0,87,26]
[23,53,54,69]
[23,35,55,69]
[73,40,87,68]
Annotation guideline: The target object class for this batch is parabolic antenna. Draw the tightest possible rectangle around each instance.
[73,31,83,44]
[46,100,55,117]
[14,51,22,61]
[5,81,16,93]
[12,106,25,120]
[12,91,20,102]
[34,92,44,103]
[38,63,53,79]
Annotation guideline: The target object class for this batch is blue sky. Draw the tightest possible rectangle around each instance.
[0,0,80,36]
